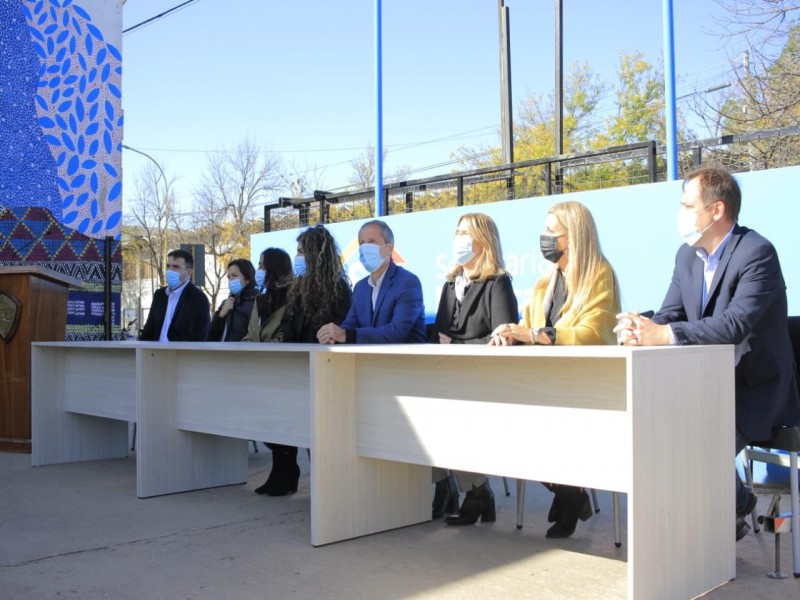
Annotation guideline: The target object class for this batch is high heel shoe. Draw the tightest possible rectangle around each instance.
[545,488,592,538]
[445,481,496,525]
[432,474,460,519]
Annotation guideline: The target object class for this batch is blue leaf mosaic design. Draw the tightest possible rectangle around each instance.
[9,0,124,238]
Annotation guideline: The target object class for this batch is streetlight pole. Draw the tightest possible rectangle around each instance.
[122,144,170,282]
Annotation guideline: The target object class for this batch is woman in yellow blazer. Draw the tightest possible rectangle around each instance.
[490,200,621,538]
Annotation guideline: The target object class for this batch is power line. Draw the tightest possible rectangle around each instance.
[123,0,202,35]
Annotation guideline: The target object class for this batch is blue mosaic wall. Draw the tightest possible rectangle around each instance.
[1,0,122,237]
[0,0,122,339]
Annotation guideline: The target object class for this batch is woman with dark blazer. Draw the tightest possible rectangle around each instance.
[207,258,258,342]
[428,213,519,524]
[255,225,352,497]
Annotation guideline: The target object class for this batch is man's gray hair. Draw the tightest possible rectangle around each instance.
[360,219,394,245]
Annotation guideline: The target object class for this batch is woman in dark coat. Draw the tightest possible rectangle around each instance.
[207,258,258,342]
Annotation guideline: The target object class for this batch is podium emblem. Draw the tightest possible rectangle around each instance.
[0,292,21,342]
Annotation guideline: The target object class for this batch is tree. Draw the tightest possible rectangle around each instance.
[342,146,412,220]
[693,1,800,168]
[123,160,178,287]
[191,138,281,308]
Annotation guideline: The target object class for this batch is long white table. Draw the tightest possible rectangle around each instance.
[32,341,735,599]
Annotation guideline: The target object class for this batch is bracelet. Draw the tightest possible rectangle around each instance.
[530,327,538,344]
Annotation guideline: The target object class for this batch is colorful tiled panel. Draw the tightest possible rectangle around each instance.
[0,205,121,341]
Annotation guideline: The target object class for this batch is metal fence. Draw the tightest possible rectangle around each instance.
[264,125,800,232]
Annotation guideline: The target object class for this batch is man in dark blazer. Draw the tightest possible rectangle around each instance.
[139,249,210,342]
[317,220,426,345]
[616,165,800,541]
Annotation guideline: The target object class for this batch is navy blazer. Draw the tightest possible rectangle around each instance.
[429,274,519,344]
[653,225,800,440]
[340,261,426,343]
[139,282,210,342]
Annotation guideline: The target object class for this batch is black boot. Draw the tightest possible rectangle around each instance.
[445,481,496,525]
[547,493,562,523]
[544,486,591,538]
[432,474,460,519]
[256,445,300,496]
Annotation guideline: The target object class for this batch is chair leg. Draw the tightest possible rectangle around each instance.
[789,449,799,578]
[590,488,600,513]
[741,449,761,533]
[613,492,622,548]
[130,422,136,452]
[502,476,510,496]
[516,479,526,529]
[250,440,258,453]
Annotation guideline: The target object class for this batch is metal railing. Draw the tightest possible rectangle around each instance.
[264,125,800,232]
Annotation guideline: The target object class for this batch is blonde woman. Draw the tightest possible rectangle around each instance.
[429,213,519,524]
[491,201,620,537]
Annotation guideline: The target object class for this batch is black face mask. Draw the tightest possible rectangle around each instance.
[539,234,564,263]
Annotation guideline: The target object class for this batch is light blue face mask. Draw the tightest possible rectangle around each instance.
[452,235,475,266]
[254,269,266,289]
[359,243,386,274]
[294,255,306,276]
[228,278,243,296]
[165,270,182,290]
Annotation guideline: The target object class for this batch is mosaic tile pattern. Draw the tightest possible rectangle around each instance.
[0,0,62,217]
[2,0,123,238]
[0,205,121,341]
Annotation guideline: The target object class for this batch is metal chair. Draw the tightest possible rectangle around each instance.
[742,426,800,578]
[514,480,622,547]
[740,316,800,577]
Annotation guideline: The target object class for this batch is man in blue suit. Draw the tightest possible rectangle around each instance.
[616,165,800,541]
[317,220,426,345]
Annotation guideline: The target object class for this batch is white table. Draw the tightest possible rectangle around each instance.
[32,341,735,599]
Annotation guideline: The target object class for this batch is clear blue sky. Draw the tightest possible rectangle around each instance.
[121,0,741,215]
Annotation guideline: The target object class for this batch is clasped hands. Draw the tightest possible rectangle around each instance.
[613,312,671,346]
[317,322,346,345]
[488,323,550,346]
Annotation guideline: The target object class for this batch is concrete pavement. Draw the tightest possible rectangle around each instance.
[1,448,798,599]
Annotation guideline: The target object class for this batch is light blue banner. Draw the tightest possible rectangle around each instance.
[251,165,800,320]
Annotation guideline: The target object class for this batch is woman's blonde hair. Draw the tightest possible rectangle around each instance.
[538,201,619,317]
[446,212,508,282]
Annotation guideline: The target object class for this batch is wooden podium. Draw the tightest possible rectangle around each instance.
[0,266,83,452]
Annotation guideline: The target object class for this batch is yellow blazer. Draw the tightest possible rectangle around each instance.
[520,262,619,346]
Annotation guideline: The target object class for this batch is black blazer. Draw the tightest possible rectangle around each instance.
[139,282,211,342]
[280,278,352,343]
[653,225,800,440]
[207,284,259,342]
[429,273,519,344]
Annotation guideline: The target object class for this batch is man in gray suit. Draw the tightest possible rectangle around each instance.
[616,165,800,541]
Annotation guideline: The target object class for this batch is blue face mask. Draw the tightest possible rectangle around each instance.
[228,278,243,296]
[359,243,386,274]
[294,255,306,276]
[452,235,475,266]
[254,269,266,289]
[165,270,183,290]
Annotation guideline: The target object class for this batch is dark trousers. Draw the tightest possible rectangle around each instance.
[735,430,751,512]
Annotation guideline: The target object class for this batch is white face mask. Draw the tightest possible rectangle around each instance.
[676,205,714,247]
[452,235,475,266]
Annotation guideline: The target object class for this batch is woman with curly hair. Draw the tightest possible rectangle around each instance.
[256,224,352,496]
